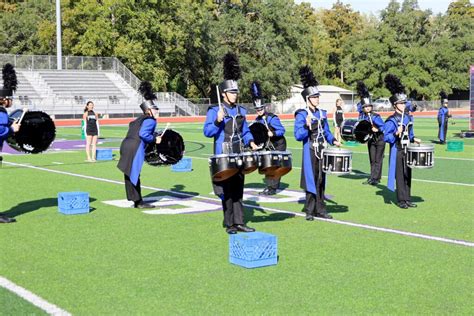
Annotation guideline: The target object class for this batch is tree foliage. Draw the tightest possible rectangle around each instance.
[0,0,472,101]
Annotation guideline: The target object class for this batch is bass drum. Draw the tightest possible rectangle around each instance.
[249,122,268,147]
[145,129,185,166]
[341,119,372,143]
[7,109,56,154]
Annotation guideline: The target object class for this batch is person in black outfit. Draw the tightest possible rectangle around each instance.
[117,82,161,209]
[332,98,344,144]
[83,101,99,161]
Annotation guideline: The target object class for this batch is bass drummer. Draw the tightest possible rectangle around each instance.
[0,63,20,223]
[356,81,385,186]
[295,66,340,221]
[203,53,258,235]
[251,81,286,196]
[117,81,161,209]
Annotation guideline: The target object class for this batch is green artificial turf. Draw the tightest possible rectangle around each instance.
[0,118,473,314]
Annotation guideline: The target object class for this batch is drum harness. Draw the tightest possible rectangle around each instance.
[308,109,327,160]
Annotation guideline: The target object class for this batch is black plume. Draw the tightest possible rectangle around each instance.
[2,63,17,92]
[138,81,157,101]
[356,81,370,99]
[439,91,448,99]
[299,66,319,88]
[223,53,241,81]
[384,74,405,94]
[250,81,262,100]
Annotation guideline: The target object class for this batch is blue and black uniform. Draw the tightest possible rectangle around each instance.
[383,112,415,205]
[360,111,385,183]
[255,112,286,191]
[294,108,335,217]
[204,102,254,229]
[117,115,156,204]
[0,107,13,151]
[437,106,449,143]
[85,110,98,136]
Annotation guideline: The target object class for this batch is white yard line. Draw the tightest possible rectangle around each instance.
[0,276,71,316]
[4,161,473,248]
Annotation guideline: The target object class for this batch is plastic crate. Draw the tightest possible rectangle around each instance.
[447,140,464,152]
[171,157,192,172]
[58,192,90,215]
[96,148,113,161]
[229,232,277,268]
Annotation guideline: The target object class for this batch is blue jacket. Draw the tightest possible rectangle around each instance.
[359,112,385,131]
[254,113,285,137]
[203,104,254,155]
[0,108,13,144]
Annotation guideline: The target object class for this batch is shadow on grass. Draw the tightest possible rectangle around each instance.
[1,197,98,218]
[245,181,290,190]
[243,200,296,224]
[338,169,370,181]
[144,184,200,199]
[374,184,424,205]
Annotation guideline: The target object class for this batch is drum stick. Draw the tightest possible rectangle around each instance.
[216,85,224,113]
[17,108,28,125]
[160,123,170,137]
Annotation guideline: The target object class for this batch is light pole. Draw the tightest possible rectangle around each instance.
[56,0,62,70]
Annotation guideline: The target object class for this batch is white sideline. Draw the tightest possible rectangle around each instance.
[0,276,71,316]
[4,161,474,248]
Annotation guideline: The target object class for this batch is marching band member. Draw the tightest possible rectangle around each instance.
[383,74,421,209]
[0,64,20,223]
[251,81,286,196]
[437,91,450,144]
[356,81,385,186]
[204,53,258,234]
[117,82,160,209]
[294,66,340,221]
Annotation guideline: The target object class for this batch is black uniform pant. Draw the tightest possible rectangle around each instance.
[303,157,326,215]
[395,148,412,203]
[265,176,280,190]
[368,135,385,181]
[213,173,245,228]
[438,118,448,142]
[124,174,142,203]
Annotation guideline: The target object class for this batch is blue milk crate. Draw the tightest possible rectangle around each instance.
[96,148,113,161]
[229,232,278,268]
[171,157,192,172]
[58,192,90,215]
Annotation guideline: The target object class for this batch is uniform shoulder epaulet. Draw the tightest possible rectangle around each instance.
[207,105,219,112]
[0,107,6,114]
[266,112,276,118]
[294,109,307,117]
[237,104,247,114]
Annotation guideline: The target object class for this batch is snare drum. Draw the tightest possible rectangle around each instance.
[407,144,434,169]
[257,151,281,175]
[341,119,372,143]
[240,152,258,174]
[209,154,241,182]
[267,151,292,179]
[322,148,352,175]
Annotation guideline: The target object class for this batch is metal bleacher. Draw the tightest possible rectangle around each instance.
[0,54,200,118]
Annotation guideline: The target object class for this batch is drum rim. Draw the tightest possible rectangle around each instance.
[323,148,352,154]
[210,153,240,158]
[407,144,435,150]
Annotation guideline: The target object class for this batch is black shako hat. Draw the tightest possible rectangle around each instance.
[299,65,320,101]
[384,74,407,106]
[138,81,159,113]
[356,81,372,107]
[0,63,17,98]
[218,53,241,93]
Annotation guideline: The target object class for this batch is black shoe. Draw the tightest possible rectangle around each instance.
[226,226,237,234]
[370,180,380,186]
[0,215,16,223]
[234,224,255,232]
[397,202,408,209]
[305,213,314,221]
[405,201,417,208]
[315,212,333,219]
[266,188,277,196]
[362,178,373,185]
[258,188,269,195]
[135,202,156,209]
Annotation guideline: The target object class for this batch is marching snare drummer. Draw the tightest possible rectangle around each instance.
[117,82,161,209]
[203,53,258,235]
[356,81,385,186]
[294,66,340,221]
[437,91,450,144]
[0,64,20,223]
[251,81,286,196]
[383,74,421,209]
